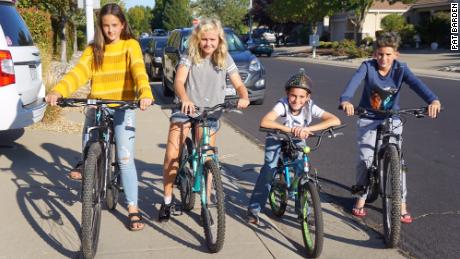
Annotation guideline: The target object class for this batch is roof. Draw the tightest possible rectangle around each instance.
[410,0,452,8]
[370,0,410,10]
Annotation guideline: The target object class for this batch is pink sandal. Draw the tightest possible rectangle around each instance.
[400,213,413,224]
[352,207,367,217]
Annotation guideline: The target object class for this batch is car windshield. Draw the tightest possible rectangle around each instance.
[0,3,34,46]
[155,38,167,49]
[181,30,246,52]
[139,38,152,50]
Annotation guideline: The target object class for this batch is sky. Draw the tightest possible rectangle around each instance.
[124,0,155,9]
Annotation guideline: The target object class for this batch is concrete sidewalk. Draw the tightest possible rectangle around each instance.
[275,45,460,81]
[0,94,407,258]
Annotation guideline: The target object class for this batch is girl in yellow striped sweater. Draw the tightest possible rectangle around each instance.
[45,3,153,231]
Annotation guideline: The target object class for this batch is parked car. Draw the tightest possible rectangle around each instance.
[162,27,266,104]
[253,28,276,44]
[246,38,274,57]
[0,0,46,131]
[153,29,167,36]
[139,36,168,81]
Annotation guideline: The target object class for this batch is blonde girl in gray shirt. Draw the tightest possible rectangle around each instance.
[159,18,250,221]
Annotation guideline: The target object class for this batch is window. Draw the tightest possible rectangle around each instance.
[0,3,34,46]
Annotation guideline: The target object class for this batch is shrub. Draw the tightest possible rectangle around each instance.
[18,8,61,124]
[417,12,450,47]
[381,14,406,32]
[333,39,372,58]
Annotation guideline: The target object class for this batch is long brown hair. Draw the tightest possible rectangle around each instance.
[91,3,134,71]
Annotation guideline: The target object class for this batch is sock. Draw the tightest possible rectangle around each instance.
[164,196,172,205]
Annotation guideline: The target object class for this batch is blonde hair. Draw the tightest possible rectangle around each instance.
[188,18,227,69]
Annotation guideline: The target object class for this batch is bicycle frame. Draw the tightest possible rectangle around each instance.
[373,118,403,195]
[187,118,219,206]
[83,106,115,197]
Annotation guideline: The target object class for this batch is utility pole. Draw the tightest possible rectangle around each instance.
[85,0,94,44]
[248,0,253,41]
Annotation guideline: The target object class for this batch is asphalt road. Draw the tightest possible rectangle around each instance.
[224,57,460,258]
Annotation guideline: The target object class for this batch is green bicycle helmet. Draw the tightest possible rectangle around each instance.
[284,68,313,93]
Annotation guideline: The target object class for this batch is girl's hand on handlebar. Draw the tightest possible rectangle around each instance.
[139,98,153,111]
[237,98,250,109]
[181,99,195,114]
[340,101,354,116]
[428,100,441,118]
[45,91,62,106]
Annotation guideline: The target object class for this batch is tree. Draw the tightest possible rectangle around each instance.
[163,0,191,31]
[196,0,249,33]
[268,0,342,34]
[127,6,153,36]
[151,0,165,30]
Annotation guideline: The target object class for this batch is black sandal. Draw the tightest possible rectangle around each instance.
[128,212,145,231]
[67,161,83,181]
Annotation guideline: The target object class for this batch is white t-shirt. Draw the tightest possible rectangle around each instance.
[272,97,325,128]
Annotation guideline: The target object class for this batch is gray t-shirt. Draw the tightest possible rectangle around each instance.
[178,53,238,107]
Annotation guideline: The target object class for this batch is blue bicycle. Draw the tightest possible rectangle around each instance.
[162,100,240,253]
[260,125,344,258]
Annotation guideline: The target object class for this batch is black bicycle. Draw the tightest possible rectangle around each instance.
[57,98,138,259]
[161,100,240,253]
[260,125,344,258]
[350,107,433,248]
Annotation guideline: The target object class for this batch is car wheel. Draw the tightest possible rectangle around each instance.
[267,52,272,57]
[162,76,174,97]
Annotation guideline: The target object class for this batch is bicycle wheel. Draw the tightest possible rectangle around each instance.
[381,145,401,248]
[365,169,379,204]
[269,169,288,217]
[81,142,104,259]
[178,137,195,211]
[106,142,120,210]
[201,160,225,253]
[299,181,324,258]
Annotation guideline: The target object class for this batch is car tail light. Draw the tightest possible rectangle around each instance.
[0,50,15,87]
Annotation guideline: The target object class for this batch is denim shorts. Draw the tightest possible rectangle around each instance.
[170,109,220,132]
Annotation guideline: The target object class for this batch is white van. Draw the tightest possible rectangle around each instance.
[0,0,46,131]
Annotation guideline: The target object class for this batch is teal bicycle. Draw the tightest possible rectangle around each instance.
[162,100,240,253]
[260,125,344,258]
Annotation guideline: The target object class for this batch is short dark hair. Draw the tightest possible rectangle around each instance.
[375,32,400,50]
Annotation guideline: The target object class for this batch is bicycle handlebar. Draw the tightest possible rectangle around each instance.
[259,125,345,151]
[53,98,139,109]
[161,100,240,116]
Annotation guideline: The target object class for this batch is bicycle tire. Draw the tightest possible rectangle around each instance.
[365,169,379,203]
[201,160,225,253]
[299,181,324,258]
[106,142,120,210]
[381,144,401,248]
[178,137,195,211]
[269,170,288,217]
[81,142,104,259]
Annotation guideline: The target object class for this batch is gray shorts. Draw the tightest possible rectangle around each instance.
[170,109,220,132]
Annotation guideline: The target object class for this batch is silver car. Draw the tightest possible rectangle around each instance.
[0,0,46,130]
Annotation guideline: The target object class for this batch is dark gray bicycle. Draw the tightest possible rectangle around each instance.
[57,98,138,259]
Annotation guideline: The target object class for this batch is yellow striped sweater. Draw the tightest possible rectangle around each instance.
[52,39,153,101]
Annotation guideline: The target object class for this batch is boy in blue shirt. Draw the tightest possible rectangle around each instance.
[247,68,341,224]
[340,32,441,223]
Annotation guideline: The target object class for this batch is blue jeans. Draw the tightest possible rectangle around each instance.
[248,137,304,215]
[83,108,139,207]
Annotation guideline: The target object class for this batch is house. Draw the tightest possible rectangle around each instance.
[329,1,409,42]
[329,0,456,42]
[405,0,453,25]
